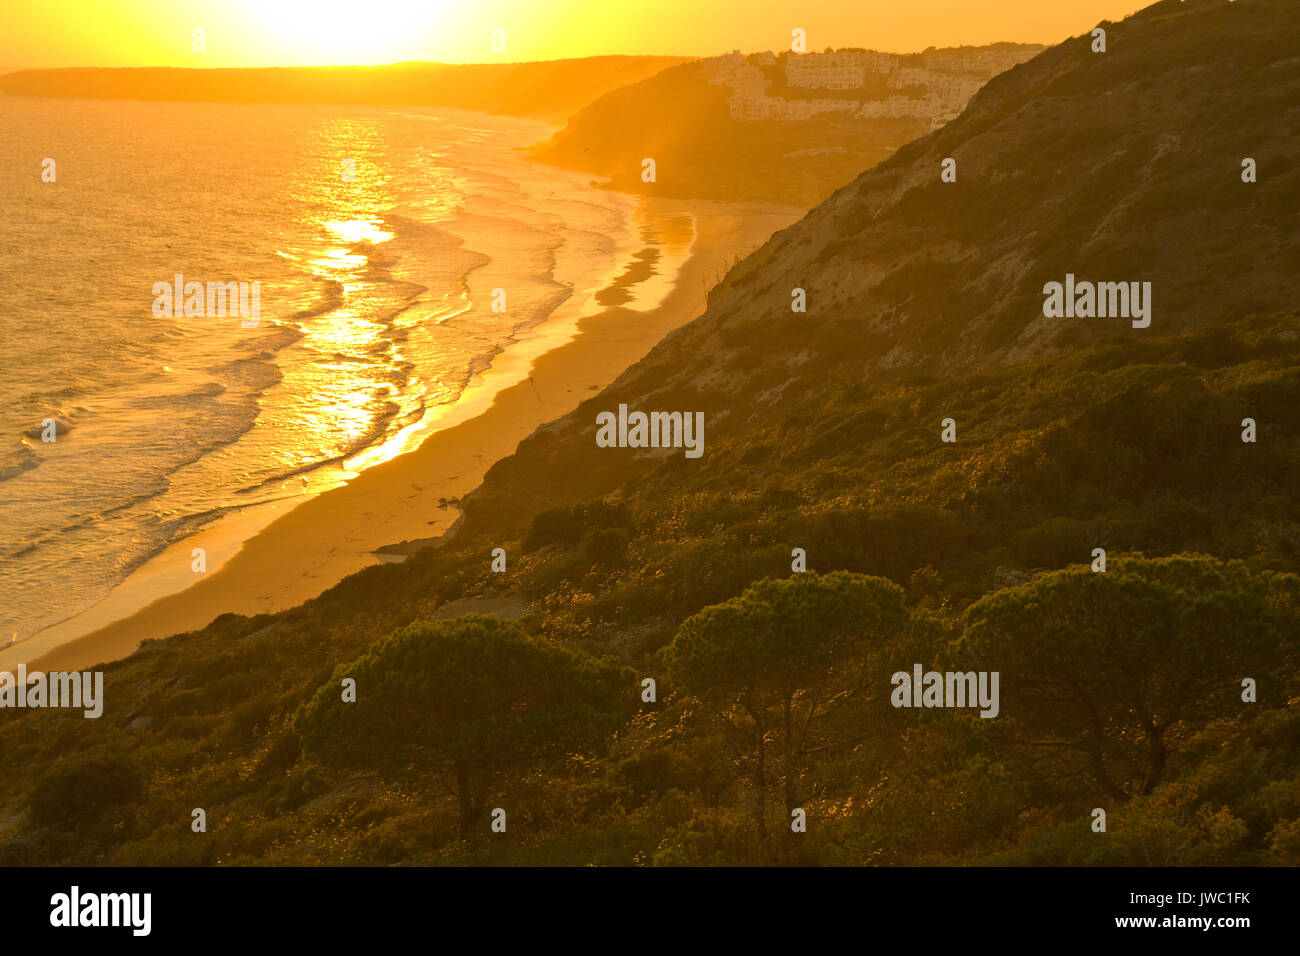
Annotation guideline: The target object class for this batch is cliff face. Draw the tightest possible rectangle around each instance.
[462,0,1300,534]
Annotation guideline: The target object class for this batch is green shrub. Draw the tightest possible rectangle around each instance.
[30,754,143,827]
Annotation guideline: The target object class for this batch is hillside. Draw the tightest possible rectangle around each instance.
[533,59,927,206]
[465,0,1300,535]
[2,0,1298,867]
[533,43,1042,206]
[0,57,689,123]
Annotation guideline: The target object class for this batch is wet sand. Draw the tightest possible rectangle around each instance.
[10,197,801,674]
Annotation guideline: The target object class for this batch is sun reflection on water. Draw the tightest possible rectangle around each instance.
[267,128,424,484]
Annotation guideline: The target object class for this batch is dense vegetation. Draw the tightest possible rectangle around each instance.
[1,0,1296,866]
[1,311,1296,865]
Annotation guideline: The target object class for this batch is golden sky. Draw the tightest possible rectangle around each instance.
[3,0,1152,69]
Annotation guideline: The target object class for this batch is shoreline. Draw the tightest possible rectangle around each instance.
[8,197,802,675]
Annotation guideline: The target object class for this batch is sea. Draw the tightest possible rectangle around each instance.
[0,95,688,648]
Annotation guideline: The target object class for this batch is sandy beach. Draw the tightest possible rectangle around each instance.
[9,197,801,674]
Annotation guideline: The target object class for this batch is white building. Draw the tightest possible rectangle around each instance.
[865,51,900,73]
[888,67,938,90]
[924,46,1042,77]
[701,50,752,87]
[787,52,867,90]
[729,94,777,121]
[857,95,922,119]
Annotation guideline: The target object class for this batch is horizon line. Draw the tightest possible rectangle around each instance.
[0,40,1057,77]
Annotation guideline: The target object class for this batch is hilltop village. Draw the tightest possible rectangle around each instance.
[703,44,1044,129]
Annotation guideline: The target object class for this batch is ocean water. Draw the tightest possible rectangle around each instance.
[0,95,679,647]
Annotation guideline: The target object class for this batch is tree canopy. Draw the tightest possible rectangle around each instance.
[296,614,632,834]
[957,554,1300,797]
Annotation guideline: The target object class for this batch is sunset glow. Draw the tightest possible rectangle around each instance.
[2,0,1151,69]
[235,0,457,65]
[3,0,1294,912]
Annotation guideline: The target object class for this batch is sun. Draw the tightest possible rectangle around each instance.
[237,0,458,65]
